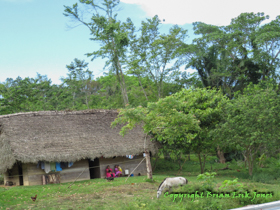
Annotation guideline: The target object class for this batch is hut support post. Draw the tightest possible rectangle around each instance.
[3,172,8,185]
[145,151,153,180]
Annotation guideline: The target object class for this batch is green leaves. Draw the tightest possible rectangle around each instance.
[197,172,217,190]
[0,74,60,114]
[212,81,280,175]
[127,15,188,100]
[64,0,131,106]
[113,87,227,169]
[219,178,244,191]
[181,12,280,99]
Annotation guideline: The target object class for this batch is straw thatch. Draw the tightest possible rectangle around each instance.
[0,110,159,174]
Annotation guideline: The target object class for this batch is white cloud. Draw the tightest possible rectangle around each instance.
[120,0,279,26]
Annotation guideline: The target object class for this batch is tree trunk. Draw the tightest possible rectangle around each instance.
[203,154,206,172]
[188,152,191,161]
[138,76,148,101]
[178,157,182,171]
[72,92,75,108]
[85,93,89,109]
[113,51,129,106]
[117,59,129,106]
[145,151,153,180]
[247,153,253,176]
[177,156,189,174]
[217,146,226,164]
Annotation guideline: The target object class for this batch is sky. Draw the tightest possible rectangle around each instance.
[0,0,279,85]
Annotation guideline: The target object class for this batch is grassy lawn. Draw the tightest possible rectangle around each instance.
[1,156,280,209]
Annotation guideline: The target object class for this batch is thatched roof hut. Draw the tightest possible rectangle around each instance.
[0,109,158,174]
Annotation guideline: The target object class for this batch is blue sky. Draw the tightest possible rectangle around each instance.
[0,0,278,84]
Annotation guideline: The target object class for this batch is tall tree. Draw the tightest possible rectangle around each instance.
[177,13,280,162]
[64,0,132,106]
[127,15,188,99]
[61,58,94,109]
[179,12,280,98]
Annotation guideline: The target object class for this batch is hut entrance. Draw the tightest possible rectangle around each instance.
[88,158,100,179]
[18,163,23,186]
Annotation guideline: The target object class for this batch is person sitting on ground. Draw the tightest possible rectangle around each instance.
[106,165,115,178]
[118,165,123,173]
[114,165,122,177]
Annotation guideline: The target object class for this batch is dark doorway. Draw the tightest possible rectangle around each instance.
[18,163,23,186]
[88,158,100,179]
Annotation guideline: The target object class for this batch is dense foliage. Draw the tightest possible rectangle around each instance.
[113,88,228,174]
[0,70,183,114]
[212,81,280,175]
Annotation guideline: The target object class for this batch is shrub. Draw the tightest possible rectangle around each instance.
[180,182,206,193]
[197,172,217,190]
[219,178,244,191]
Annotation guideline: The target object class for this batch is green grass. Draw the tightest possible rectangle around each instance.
[1,175,280,210]
[1,156,280,209]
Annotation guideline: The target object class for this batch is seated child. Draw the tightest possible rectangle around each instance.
[118,165,123,173]
[114,165,122,177]
[106,165,115,178]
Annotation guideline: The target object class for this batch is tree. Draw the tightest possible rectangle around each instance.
[0,74,54,114]
[0,77,30,114]
[174,88,228,173]
[177,12,280,163]
[175,71,204,89]
[112,87,228,174]
[61,58,94,109]
[212,81,280,176]
[64,0,132,106]
[179,12,280,98]
[127,15,188,100]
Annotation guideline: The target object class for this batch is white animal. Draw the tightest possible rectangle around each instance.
[157,177,188,198]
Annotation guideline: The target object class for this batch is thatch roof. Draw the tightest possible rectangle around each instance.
[0,110,158,174]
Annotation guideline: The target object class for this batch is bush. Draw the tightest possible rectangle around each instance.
[197,172,217,190]
[180,182,209,193]
[219,178,244,192]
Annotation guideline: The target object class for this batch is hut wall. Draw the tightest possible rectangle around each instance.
[99,155,147,178]
[3,164,20,186]
[60,159,90,183]
[21,159,90,186]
